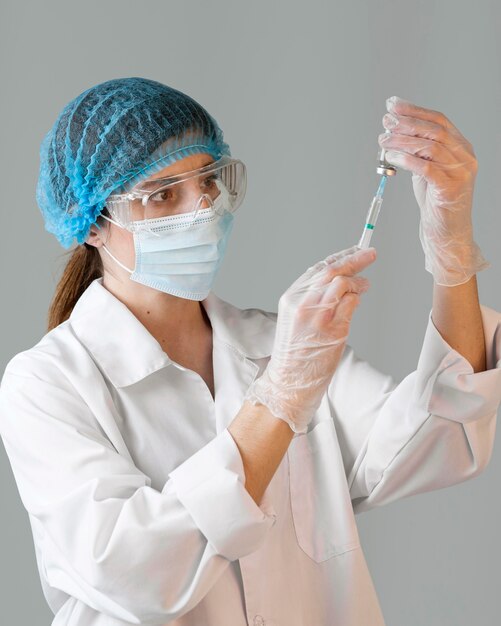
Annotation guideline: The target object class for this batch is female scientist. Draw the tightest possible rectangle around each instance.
[1,77,500,626]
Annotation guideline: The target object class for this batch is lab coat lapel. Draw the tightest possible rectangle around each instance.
[212,337,261,433]
[69,278,173,388]
[201,292,277,433]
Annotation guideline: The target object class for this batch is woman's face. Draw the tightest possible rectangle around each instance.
[86,152,216,277]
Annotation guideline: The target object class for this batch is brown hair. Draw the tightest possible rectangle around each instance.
[47,213,108,332]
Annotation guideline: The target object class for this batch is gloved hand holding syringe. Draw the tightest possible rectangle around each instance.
[244,126,393,434]
[357,129,397,249]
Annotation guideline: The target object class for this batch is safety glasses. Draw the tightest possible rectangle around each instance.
[104,155,246,232]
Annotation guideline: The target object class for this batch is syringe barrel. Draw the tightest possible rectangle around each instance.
[358,228,373,249]
[365,194,383,229]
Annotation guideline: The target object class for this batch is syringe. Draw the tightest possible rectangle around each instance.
[357,130,397,249]
[357,175,388,249]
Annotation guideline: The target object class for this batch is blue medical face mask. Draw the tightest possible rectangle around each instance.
[100,198,235,300]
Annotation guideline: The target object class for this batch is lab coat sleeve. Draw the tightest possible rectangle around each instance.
[0,368,277,625]
[326,303,501,515]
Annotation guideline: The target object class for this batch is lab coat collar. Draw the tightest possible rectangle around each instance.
[69,278,276,388]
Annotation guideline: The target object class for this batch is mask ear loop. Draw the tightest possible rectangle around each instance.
[99,214,135,273]
[101,213,124,229]
[101,244,134,274]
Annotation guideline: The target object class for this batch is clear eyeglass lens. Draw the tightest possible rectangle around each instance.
[107,159,245,231]
[143,171,224,222]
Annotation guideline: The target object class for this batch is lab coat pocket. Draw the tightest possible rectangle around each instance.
[288,419,361,563]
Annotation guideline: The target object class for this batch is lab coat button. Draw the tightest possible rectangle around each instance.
[253,615,265,626]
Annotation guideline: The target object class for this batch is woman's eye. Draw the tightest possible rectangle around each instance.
[151,189,172,203]
[202,175,218,189]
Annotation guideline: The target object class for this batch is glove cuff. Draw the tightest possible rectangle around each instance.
[424,240,491,286]
[244,369,312,434]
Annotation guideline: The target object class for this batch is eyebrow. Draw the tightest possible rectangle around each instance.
[136,160,217,191]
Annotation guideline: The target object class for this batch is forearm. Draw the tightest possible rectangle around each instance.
[432,273,487,373]
[227,400,294,506]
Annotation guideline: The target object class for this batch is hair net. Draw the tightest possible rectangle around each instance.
[36,77,232,248]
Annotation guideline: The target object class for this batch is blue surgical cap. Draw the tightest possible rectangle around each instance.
[36,77,232,248]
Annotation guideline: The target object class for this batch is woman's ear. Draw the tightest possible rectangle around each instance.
[85,222,106,248]
[85,205,113,247]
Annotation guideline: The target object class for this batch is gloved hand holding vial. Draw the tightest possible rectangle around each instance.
[358,96,490,287]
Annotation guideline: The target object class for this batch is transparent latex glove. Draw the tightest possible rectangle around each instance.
[243,245,377,434]
[379,96,490,287]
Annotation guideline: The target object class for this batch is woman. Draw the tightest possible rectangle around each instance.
[1,77,500,626]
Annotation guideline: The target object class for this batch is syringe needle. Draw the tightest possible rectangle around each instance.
[376,174,387,197]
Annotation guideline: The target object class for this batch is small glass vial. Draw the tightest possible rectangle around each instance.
[377,130,397,176]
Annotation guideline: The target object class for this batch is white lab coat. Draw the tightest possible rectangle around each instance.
[1,277,501,626]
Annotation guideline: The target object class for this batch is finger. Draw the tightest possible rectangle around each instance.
[302,275,368,326]
[378,133,460,165]
[337,291,361,318]
[321,247,377,277]
[304,276,369,325]
[322,244,364,262]
[287,250,371,319]
[382,113,469,150]
[330,291,362,335]
[383,150,452,185]
[313,245,369,269]
[299,246,376,287]
[386,96,460,133]
[322,274,369,304]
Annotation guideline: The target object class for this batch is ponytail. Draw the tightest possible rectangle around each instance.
[47,243,104,332]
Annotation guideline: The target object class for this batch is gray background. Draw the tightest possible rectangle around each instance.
[1,0,500,624]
